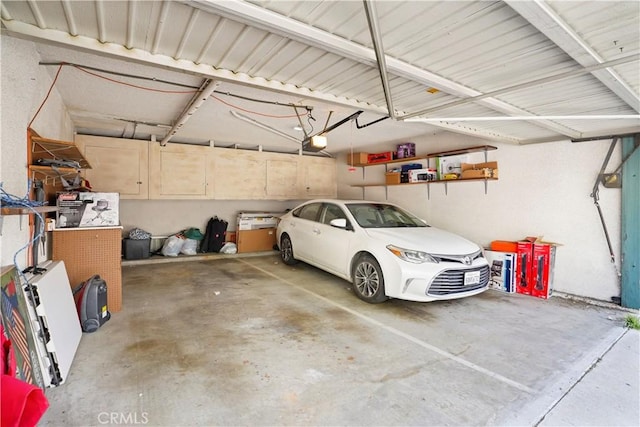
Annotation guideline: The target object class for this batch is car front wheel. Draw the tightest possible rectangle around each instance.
[352,254,387,303]
[280,234,297,265]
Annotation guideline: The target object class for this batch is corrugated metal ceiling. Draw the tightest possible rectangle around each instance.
[1,0,638,153]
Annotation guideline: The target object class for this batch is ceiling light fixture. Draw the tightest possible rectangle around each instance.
[302,111,363,152]
[303,135,328,152]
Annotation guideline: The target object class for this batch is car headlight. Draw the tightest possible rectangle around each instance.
[386,245,439,264]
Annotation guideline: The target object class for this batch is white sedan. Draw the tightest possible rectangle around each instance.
[276,199,489,303]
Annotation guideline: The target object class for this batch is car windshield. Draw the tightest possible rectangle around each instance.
[346,203,428,228]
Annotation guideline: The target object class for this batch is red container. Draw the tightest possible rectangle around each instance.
[515,242,533,295]
[530,244,556,299]
[368,151,393,163]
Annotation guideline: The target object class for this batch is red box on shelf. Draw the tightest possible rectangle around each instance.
[530,244,557,299]
[515,241,533,295]
[368,151,393,163]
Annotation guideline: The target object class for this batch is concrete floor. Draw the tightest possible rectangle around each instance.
[41,253,639,426]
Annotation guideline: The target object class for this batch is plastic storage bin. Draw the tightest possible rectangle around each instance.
[123,238,151,260]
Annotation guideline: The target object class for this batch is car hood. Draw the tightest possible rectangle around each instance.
[365,227,480,255]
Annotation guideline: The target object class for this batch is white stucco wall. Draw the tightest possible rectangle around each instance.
[119,199,303,237]
[1,35,73,269]
[338,133,622,303]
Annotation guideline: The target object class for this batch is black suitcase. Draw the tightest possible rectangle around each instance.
[200,216,228,253]
[72,275,111,332]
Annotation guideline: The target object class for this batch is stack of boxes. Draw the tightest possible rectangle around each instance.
[348,142,417,167]
[236,212,282,253]
[486,237,558,299]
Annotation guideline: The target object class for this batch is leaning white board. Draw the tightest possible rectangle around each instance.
[22,260,82,386]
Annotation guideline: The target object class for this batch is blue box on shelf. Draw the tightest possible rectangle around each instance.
[401,163,423,172]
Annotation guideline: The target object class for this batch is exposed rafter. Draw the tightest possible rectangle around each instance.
[507,0,640,113]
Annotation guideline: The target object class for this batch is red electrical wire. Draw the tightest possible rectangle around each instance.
[28,63,65,128]
[29,62,304,128]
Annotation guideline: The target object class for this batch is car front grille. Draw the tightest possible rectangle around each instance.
[428,265,490,296]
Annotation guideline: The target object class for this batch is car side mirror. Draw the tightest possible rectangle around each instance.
[329,218,348,229]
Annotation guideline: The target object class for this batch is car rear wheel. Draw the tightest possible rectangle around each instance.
[352,254,387,303]
[280,234,297,265]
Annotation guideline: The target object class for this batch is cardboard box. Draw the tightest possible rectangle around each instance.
[368,151,393,164]
[436,155,468,180]
[461,161,498,179]
[530,244,557,299]
[237,212,281,230]
[349,152,369,166]
[408,168,437,182]
[56,192,119,228]
[490,240,518,252]
[396,143,416,159]
[485,250,517,293]
[385,172,401,185]
[236,228,277,253]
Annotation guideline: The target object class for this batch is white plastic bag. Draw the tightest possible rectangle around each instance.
[180,238,199,255]
[161,234,185,257]
[220,242,237,254]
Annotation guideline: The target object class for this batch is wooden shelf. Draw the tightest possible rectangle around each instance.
[352,145,498,167]
[31,136,92,169]
[29,165,81,177]
[351,177,498,188]
[1,206,58,215]
[354,155,424,167]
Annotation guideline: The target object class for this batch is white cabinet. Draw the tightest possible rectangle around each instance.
[75,135,149,199]
[211,148,267,199]
[149,143,214,199]
[300,156,337,198]
[266,157,299,199]
[74,135,337,200]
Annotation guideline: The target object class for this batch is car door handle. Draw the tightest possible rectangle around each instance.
[312,228,321,235]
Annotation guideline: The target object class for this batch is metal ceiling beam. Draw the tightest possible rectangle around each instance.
[26,0,46,29]
[95,0,106,43]
[175,8,200,59]
[507,0,640,113]
[191,0,581,138]
[126,0,137,50]
[60,0,77,36]
[363,0,397,119]
[160,78,220,146]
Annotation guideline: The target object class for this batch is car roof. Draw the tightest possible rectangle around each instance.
[302,199,395,205]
